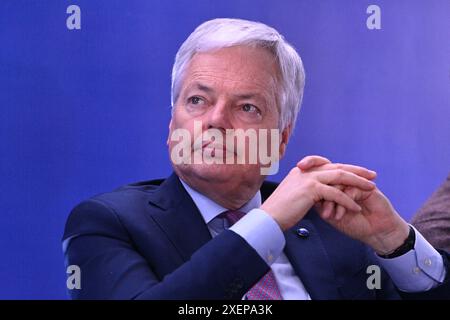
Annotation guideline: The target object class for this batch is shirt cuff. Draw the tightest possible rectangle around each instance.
[376,225,447,292]
[229,208,285,266]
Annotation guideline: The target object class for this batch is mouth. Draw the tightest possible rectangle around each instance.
[201,141,236,156]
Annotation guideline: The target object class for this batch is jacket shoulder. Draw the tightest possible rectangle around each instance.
[62,178,166,241]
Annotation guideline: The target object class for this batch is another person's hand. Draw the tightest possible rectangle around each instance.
[297,156,410,255]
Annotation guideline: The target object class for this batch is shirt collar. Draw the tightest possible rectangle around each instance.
[179,177,262,224]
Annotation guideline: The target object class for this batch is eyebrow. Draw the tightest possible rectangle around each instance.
[192,83,214,94]
[234,93,261,100]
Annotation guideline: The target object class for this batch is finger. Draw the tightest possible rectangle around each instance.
[316,170,376,191]
[321,184,345,219]
[297,155,331,171]
[318,184,362,212]
[321,201,335,219]
[344,186,372,202]
[335,204,346,220]
[305,163,377,180]
[335,187,362,220]
[334,185,346,220]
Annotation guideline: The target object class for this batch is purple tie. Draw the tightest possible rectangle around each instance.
[220,210,283,300]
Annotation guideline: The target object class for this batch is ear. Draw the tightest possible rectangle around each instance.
[167,119,173,146]
[279,124,292,159]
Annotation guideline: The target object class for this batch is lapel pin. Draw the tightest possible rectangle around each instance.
[296,227,309,238]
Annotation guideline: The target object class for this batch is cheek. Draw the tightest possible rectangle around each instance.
[171,107,191,129]
[168,115,201,149]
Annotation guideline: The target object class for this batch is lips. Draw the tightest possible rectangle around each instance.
[202,141,236,155]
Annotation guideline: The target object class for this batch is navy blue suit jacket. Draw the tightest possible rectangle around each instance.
[62,173,450,299]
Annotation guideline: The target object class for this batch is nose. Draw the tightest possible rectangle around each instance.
[206,99,232,132]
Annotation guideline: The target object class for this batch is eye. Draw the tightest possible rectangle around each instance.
[242,104,260,114]
[188,96,205,106]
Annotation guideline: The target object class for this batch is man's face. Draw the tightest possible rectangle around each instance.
[168,45,285,187]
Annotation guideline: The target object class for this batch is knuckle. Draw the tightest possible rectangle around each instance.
[336,169,345,178]
[305,179,316,189]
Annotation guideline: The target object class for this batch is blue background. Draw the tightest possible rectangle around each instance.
[0,0,449,299]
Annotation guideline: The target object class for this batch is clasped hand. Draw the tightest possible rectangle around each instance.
[261,155,410,255]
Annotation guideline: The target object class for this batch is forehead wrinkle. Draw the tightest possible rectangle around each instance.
[184,72,277,100]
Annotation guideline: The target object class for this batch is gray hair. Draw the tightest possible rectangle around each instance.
[171,18,305,132]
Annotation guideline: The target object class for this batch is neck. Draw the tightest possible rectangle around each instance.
[176,170,263,210]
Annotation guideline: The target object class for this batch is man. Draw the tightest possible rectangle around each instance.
[412,173,450,252]
[63,18,449,299]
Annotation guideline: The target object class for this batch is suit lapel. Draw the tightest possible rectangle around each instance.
[283,214,342,299]
[147,172,212,262]
[148,175,342,299]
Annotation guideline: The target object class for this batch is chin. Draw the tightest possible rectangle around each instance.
[176,163,262,184]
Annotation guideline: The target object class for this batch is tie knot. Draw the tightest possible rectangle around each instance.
[219,210,246,226]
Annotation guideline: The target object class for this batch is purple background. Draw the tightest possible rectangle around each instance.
[1,0,449,298]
